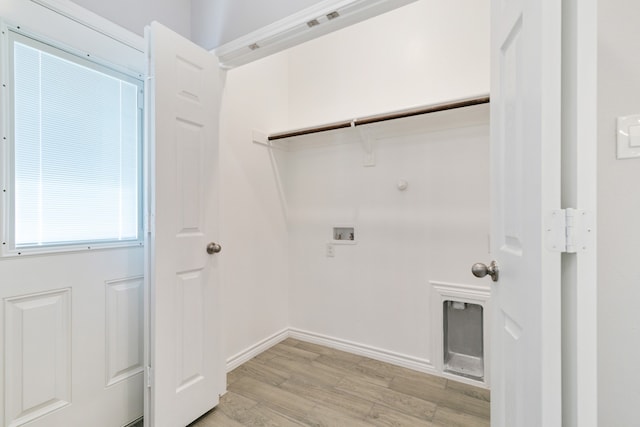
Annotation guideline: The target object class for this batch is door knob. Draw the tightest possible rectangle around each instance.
[471,261,499,282]
[206,242,222,255]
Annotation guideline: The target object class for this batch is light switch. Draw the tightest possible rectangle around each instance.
[617,114,640,159]
[629,125,640,147]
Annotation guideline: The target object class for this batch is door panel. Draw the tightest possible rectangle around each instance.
[0,249,144,427]
[499,15,524,255]
[106,277,144,386]
[5,289,71,427]
[146,21,223,427]
[175,271,206,393]
[490,0,562,426]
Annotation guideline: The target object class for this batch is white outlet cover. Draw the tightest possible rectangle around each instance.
[617,114,640,159]
[326,243,335,257]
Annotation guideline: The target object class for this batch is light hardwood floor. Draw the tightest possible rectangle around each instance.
[189,338,490,426]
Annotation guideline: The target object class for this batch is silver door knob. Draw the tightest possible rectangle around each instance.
[206,242,222,255]
[471,261,499,282]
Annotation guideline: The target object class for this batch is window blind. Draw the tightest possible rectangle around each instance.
[12,38,141,247]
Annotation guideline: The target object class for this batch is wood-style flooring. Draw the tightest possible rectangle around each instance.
[190,338,490,426]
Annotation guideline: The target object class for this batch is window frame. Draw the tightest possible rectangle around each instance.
[1,23,144,257]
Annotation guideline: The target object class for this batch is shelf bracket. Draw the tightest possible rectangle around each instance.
[252,130,288,150]
[356,125,376,167]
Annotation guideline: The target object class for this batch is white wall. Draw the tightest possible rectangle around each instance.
[285,0,490,372]
[219,0,490,377]
[218,52,292,361]
[286,111,490,365]
[597,0,640,424]
[286,0,490,129]
[71,0,191,39]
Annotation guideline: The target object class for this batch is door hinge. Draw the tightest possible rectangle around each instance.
[146,366,153,388]
[145,212,154,234]
[545,208,593,253]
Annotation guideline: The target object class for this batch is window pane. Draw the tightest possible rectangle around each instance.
[13,40,141,247]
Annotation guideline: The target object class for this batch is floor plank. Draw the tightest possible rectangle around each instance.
[280,376,374,419]
[336,376,437,421]
[446,379,491,402]
[432,406,490,427]
[230,376,316,421]
[189,339,490,426]
[303,403,375,427]
[366,403,436,426]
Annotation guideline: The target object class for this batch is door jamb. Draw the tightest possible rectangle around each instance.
[560,0,598,425]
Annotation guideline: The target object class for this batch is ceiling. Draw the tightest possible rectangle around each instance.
[191,0,325,49]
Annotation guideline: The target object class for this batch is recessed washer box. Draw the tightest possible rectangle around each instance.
[332,227,356,244]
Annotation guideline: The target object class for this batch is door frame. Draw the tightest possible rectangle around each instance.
[561,0,598,425]
[18,0,598,425]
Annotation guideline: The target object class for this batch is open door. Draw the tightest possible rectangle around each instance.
[484,0,562,425]
[145,22,224,427]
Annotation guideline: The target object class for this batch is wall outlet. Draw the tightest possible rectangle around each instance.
[326,243,335,257]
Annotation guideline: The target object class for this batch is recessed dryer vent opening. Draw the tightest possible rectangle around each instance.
[443,300,484,381]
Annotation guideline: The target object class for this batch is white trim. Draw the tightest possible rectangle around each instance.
[430,281,491,389]
[560,0,598,425]
[225,327,493,390]
[225,328,289,372]
[288,328,437,376]
[571,0,598,424]
[213,0,418,68]
[28,0,144,52]
[124,417,143,427]
[142,24,152,427]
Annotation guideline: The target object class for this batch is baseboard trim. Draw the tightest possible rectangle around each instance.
[225,327,436,376]
[123,417,143,427]
[226,328,290,372]
[288,328,437,376]
[223,328,490,390]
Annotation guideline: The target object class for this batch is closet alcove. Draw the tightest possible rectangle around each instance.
[219,0,490,389]
[250,95,491,386]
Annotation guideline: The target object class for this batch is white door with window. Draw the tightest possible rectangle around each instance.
[0,4,146,427]
[486,0,562,425]
[145,22,224,427]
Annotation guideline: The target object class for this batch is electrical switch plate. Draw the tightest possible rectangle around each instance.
[629,125,640,147]
[617,114,640,159]
[326,243,335,257]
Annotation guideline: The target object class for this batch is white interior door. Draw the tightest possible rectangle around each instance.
[488,0,562,426]
[145,22,223,427]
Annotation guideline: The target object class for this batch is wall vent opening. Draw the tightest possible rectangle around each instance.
[443,300,484,381]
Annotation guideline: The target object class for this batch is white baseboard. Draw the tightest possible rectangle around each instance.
[225,327,436,375]
[288,328,438,376]
[225,328,289,372]
[224,327,487,389]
